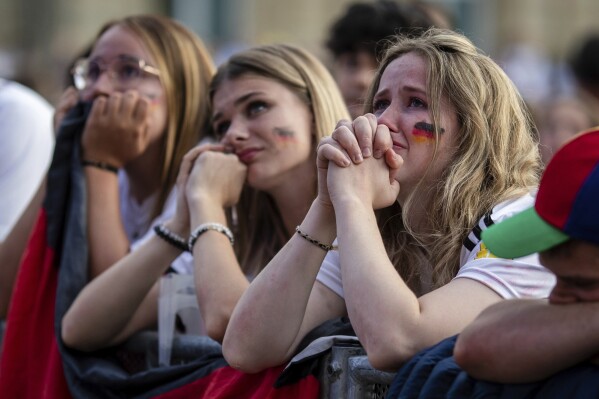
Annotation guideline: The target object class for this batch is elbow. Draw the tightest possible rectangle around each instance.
[222,338,269,374]
[454,332,495,380]
[222,322,285,374]
[364,335,420,371]
[61,316,97,352]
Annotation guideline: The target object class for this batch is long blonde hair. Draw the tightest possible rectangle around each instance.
[96,15,215,220]
[209,44,349,276]
[365,29,541,292]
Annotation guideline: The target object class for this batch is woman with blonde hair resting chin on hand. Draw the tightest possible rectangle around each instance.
[224,28,556,373]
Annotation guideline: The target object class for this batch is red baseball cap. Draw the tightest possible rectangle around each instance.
[482,127,599,258]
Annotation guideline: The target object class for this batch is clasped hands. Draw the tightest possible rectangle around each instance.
[317,114,403,210]
[170,143,247,234]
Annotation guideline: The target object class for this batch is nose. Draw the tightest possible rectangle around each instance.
[81,72,114,102]
[375,103,399,133]
[220,117,249,146]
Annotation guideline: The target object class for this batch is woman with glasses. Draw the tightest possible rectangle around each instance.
[61,44,350,350]
[49,14,213,318]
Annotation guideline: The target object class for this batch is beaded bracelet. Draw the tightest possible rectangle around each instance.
[188,222,234,251]
[82,159,119,174]
[153,224,189,252]
[295,226,338,252]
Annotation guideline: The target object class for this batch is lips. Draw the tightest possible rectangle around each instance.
[392,140,407,152]
[236,147,262,163]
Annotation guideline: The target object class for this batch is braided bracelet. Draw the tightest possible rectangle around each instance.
[188,222,234,251]
[153,224,189,252]
[82,159,119,174]
[295,226,338,252]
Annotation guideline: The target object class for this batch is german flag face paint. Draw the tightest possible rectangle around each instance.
[411,121,445,144]
[273,127,296,143]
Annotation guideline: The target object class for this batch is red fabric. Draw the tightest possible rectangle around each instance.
[154,365,319,399]
[0,211,72,399]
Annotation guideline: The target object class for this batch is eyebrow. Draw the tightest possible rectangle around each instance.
[374,84,427,99]
[402,85,427,95]
[211,91,265,123]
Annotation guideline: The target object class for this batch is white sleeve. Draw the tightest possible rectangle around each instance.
[454,251,556,299]
[315,239,344,298]
[454,193,556,299]
[0,81,54,240]
[129,186,194,275]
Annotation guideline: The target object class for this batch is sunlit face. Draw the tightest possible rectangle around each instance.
[333,50,378,119]
[211,75,314,192]
[541,240,599,304]
[80,25,167,144]
[372,52,458,204]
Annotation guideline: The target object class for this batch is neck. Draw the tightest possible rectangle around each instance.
[267,160,317,236]
[124,139,164,204]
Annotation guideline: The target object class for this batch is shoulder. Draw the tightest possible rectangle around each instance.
[0,80,54,117]
[456,192,555,299]
[462,193,536,257]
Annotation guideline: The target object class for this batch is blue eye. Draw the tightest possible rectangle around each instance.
[372,99,390,115]
[86,61,102,81]
[408,97,427,108]
[116,61,142,80]
[247,101,268,116]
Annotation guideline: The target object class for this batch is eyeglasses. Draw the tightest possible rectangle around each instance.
[71,55,160,91]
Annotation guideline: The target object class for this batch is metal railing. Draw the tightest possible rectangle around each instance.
[122,332,395,398]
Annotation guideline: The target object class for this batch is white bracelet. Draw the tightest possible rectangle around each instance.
[188,222,234,251]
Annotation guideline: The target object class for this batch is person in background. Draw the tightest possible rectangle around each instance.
[537,96,597,164]
[0,79,54,320]
[454,127,599,384]
[61,44,349,350]
[325,0,437,118]
[224,29,554,374]
[570,33,599,113]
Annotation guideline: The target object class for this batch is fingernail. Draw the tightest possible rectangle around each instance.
[373,150,383,158]
[353,152,363,163]
[362,147,372,157]
[343,158,351,166]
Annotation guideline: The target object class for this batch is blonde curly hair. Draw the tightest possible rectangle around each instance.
[364,29,541,293]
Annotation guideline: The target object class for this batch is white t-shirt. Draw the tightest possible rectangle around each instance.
[118,171,193,274]
[0,79,54,241]
[316,194,556,300]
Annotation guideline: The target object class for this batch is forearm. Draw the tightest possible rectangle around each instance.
[85,168,129,278]
[455,299,599,383]
[61,234,182,351]
[335,198,421,369]
[223,200,337,373]
[189,200,249,342]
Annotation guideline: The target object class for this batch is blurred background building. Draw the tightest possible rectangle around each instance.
[1,0,598,106]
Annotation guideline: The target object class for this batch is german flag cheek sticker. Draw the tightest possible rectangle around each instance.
[412,121,444,144]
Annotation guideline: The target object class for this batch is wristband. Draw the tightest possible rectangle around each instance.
[82,159,119,174]
[295,226,338,251]
[189,223,234,251]
[154,224,189,252]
